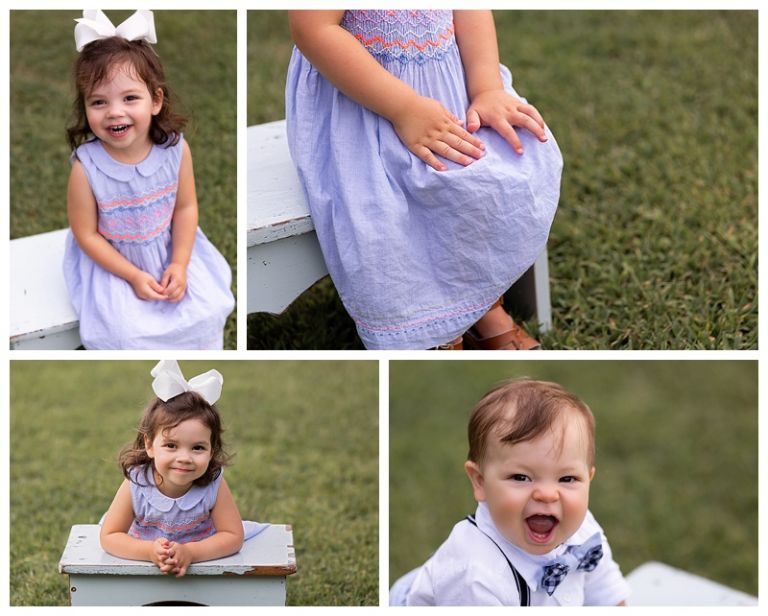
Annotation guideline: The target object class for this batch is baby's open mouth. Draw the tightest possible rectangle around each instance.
[525,514,559,542]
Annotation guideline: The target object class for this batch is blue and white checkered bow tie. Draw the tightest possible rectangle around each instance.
[540,532,604,596]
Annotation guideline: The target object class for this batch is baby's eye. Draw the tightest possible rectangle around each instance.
[509,474,531,482]
[559,476,579,483]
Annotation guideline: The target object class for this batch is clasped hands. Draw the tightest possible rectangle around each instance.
[151,537,193,577]
[129,263,187,302]
[392,89,548,172]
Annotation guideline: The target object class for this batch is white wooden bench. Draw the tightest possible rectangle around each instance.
[247,120,552,331]
[59,524,296,606]
[10,228,81,350]
[625,561,757,606]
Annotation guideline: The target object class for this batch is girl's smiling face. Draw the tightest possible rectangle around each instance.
[84,61,162,163]
[145,418,213,498]
[465,411,595,555]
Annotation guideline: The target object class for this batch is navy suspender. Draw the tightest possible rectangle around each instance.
[465,515,531,606]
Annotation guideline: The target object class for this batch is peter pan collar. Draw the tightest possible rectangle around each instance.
[474,502,602,594]
[132,465,221,513]
[77,137,173,182]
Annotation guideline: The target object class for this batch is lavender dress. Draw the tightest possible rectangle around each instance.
[63,136,234,350]
[125,467,268,544]
[286,10,562,350]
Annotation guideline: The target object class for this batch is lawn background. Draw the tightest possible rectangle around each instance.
[247,10,757,350]
[10,10,238,349]
[10,360,379,606]
[389,360,758,599]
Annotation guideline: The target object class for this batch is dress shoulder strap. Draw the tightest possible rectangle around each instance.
[465,514,531,606]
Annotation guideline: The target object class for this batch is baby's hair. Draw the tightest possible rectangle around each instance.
[66,37,187,151]
[119,390,231,488]
[467,378,595,467]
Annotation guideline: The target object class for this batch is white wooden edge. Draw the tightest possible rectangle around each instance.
[247,120,314,247]
[626,561,757,606]
[59,524,296,577]
[10,228,81,349]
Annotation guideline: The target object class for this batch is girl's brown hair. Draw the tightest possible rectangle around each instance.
[119,391,231,488]
[467,378,596,467]
[66,37,187,151]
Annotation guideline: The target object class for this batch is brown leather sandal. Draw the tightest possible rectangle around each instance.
[463,300,540,350]
[431,336,464,350]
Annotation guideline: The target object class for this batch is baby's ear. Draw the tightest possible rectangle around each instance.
[464,460,487,502]
[588,466,596,481]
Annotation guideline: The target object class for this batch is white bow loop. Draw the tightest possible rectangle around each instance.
[75,9,157,52]
[151,360,223,405]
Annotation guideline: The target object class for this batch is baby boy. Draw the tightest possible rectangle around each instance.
[401,378,630,606]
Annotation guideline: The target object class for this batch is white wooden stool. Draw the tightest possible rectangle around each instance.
[59,524,296,606]
[10,228,81,350]
[247,120,552,331]
[626,561,757,606]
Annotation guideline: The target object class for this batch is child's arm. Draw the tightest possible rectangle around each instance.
[100,479,172,569]
[289,11,484,171]
[163,478,245,577]
[454,10,548,154]
[160,140,198,302]
[68,162,166,301]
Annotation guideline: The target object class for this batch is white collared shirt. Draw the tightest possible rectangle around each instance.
[406,502,630,606]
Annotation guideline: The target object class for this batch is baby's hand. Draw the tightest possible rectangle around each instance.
[160,263,188,303]
[164,541,193,577]
[129,270,167,301]
[149,538,173,572]
[466,89,548,155]
[392,95,485,171]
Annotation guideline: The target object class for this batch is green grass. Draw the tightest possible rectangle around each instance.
[10,361,379,606]
[10,11,238,348]
[389,360,758,598]
[247,10,756,350]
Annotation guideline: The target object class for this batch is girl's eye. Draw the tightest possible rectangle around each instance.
[164,443,176,449]
[560,476,578,483]
[125,95,140,101]
[193,445,207,451]
[89,100,105,107]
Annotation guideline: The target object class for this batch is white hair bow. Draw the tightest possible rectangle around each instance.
[151,360,223,405]
[74,9,157,52]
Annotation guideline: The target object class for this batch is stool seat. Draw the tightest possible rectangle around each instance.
[59,524,296,605]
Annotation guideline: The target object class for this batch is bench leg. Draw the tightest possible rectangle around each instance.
[505,248,552,333]
[247,232,329,315]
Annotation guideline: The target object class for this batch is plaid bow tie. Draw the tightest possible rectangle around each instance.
[540,532,604,596]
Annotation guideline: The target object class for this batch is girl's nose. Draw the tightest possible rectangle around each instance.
[106,103,123,118]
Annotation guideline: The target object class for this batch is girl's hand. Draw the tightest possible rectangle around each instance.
[160,263,188,303]
[466,89,548,155]
[392,95,485,171]
[150,538,173,571]
[165,541,193,577]
[129,270,167,301]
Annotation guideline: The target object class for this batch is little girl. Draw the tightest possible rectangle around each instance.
[286,10,562,350]
[64,10,234,349]
[100,360,267,577]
